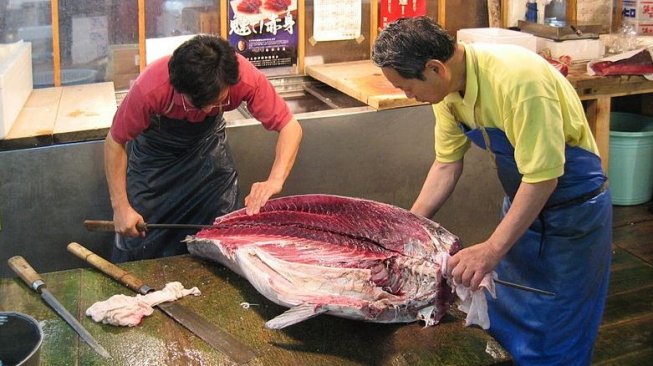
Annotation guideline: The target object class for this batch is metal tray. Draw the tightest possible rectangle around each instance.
[518,20,601,41]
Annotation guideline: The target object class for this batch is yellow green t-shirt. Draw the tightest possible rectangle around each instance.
[433,43,599,183]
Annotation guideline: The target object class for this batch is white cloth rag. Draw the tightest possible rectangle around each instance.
[435,252,496,329]
[86,281,201,327]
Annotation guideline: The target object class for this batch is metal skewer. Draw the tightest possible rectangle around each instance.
[494,278,557,297]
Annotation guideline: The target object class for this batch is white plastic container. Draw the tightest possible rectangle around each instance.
[0,41,33,139]
[457,28,537,52]
[624,19,653,35]
[536,37,605,61]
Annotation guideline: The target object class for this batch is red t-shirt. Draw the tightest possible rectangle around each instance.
[110,53,293,144]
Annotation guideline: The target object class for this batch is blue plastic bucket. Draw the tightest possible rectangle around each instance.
[608,112,653,206]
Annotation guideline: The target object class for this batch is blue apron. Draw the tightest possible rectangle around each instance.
[457,47,613,365]
[460,122,612,365]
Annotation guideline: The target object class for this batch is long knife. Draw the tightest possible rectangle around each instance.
[66,242,257,365]
[8,256,112,359]
[84,220,215,232]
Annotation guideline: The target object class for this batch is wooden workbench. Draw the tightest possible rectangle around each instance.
[307,60,653,173]
[0,82,116,151]
[0,254,510,365]
[566,63,653,173]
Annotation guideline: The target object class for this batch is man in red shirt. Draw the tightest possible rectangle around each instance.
[105,35,302,261]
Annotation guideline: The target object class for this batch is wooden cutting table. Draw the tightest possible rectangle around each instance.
[0,254,509,365]
[306,60,653,173]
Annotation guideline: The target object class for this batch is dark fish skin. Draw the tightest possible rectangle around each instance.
[187,194,462,328]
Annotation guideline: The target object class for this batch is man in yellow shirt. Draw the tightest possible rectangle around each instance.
[373,17,611,365]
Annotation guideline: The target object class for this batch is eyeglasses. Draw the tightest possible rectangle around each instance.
[181,90,230,113]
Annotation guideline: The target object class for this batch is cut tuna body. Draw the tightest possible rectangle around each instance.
[186,194,462,329]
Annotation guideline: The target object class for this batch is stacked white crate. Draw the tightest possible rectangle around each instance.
[623,0,653,35]
[0,41,33,139]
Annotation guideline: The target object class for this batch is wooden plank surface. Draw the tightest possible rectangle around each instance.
[305,61,425,110]
[1,254,510,365]
[53,82,116,143]
[4,87,62,142]
[593,246,653,364]
[1,82,115,150]
[567,63,653,100]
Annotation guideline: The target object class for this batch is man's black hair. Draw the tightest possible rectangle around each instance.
[372,16,455,80]
[169,35,239,109]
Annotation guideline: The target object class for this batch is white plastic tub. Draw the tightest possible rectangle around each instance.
[536,37,605,62]
[0,41,33,139]
[457,28,537,52]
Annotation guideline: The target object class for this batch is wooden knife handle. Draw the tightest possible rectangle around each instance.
[67,242,148,294]
[8,256,44,292]
[84,220,116,232]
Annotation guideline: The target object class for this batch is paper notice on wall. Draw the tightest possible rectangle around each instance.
[313,0,362,42]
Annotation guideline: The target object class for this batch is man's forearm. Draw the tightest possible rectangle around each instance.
[104,133,130,212]
[411,160,463,218]
[267,119,302,183]
[486,179,558,257]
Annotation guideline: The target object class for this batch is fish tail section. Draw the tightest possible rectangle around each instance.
[265,304,328,329]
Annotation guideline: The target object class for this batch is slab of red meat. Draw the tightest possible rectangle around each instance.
[186,194,464,329]
[590,49,653,76]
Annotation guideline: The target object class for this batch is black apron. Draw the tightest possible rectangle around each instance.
[112,111,241,262]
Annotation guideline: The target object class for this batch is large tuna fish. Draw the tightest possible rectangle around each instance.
[185,194,462,329]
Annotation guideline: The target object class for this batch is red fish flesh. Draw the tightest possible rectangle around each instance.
[264,0,292,12]
[186,194,462,329]
[237,0,262,14]
[590,48,653,76]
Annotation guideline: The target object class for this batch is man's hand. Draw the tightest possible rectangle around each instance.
[244,178,283,215]
[448,241,503,291]
[448,179,558,290]
[113,206,146,237]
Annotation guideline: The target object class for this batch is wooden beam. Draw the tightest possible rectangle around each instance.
[51,0,61,87]
[298,0,305,74]
[613,0,624,32]
[585,96,611,174]
[438,0,446,28]
[566,0,577,24]
[370,0,378,56]
[138,0,146,72]
[220,0,228,38]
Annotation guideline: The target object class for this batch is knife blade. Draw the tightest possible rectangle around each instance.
[66,242,257,365]
[84,220,215,232]
[8,256,112,359]
[494,278,556,297]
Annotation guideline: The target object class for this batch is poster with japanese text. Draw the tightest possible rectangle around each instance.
[228,0,298,69]
[379,0,427,30]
